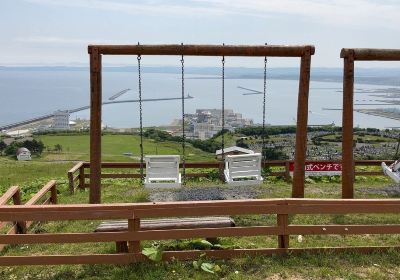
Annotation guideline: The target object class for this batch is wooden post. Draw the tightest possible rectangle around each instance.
[128,218,140,253]
[285,161,291,183]
[277,214,289,249]
[12,189,27,234]
[79,165,85,190]
[67,172,74,194]
[342,51,355,199]
[292,47,312,198]
[89,47,102,204]
[50,183,57,205]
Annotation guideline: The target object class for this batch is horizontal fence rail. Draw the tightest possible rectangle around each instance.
[0,198,400,265]
[67,160,391,192]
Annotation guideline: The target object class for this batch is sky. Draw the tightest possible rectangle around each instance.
[1,0,400,67]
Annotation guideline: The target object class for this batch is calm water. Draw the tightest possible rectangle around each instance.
[0,70,399,129]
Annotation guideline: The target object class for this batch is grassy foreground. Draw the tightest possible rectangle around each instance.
[0,135,400,279]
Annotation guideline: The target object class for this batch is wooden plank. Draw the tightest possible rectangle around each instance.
[292,48,312,198]
[68,162,84,174]
[277,214,289,249]
[96,217,235,231]
[342,51,355,199]
[89,44,315,57]
[0,210,134,221]
[284,204,400,214]
[0,186,19,205]
[79,165,85,189]
[0,226,282,244]
[341,48,400,61]
[68,171,74,194]
[25,180,57,206]
[128,218,140,253]
[89,46,102,204]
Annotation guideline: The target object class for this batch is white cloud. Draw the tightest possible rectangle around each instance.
[24,0,400,29]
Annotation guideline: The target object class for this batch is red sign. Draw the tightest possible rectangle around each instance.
[289,161,342,176]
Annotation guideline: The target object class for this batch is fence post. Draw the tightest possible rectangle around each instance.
[50,183,57,205]
[285,161,291,183]
[68,171,74,194]
[277,214,289,250]
[79,164,85,190]
[12,189,27,234]
[128,217,141,254]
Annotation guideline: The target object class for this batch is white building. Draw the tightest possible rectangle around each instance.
[53,110,70,130]
[193,123,222,140]
[16,147,31,161]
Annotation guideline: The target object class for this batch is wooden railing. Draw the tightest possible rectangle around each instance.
[0,198,399,265]
[0,180,57,252]
[67,160,392,192]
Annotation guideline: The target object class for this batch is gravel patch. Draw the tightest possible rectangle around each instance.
[149,185,270,202]
[359,184,400,196]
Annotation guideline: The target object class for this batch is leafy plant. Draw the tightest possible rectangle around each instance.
[142,243,163,262]
[192,253,221,274]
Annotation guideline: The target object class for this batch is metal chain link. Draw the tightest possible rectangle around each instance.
[137,53,144,182]
[221,51,225,159]
[180,45,186,185]
[262,47,268,163]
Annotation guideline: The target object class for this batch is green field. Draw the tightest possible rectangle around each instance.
[36,134,214,162]
[1,134,400,279]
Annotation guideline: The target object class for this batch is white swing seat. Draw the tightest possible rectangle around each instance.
[382,161,400,183]
[224,153,264,186]
[144,155,182,189]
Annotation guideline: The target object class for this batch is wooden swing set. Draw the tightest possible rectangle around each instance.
[88,44,314,203]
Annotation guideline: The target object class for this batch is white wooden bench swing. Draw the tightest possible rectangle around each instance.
[381,141,400,183]
[136,50,267,189]
[382,160,400,183]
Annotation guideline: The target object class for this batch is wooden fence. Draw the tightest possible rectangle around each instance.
[0,198,400,265]
[0,180,58,252]
[67,160,392,194]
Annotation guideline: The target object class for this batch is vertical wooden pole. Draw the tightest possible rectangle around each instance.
[285,161,291,183]
[128,218,141,253]
[79,165,85,190]
[89,47,102,204]
[292,48,312,198]
[342,52,355,199]
[12,189,27,234]
[50,183,57,205]
[277,214,289,249]
[68,172,74,194]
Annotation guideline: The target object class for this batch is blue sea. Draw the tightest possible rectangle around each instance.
[0,69,399,129]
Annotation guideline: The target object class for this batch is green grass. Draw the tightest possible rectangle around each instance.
[1,141,400,278]
[36,134,214,162]
[320,133,396,143]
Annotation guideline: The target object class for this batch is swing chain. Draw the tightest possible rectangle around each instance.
[262,50,268,162]
[221,53,225,159]
[181,48,186,184]
[137,54,144,182]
